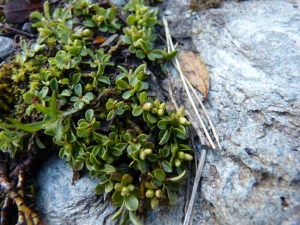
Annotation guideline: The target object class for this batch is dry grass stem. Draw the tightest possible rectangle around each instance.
[184,76,221,149]
[162,17,216,150]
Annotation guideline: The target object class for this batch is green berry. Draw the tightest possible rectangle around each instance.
[155,189,162,198]
[143,102,153,111]
[184,153,193,161]
[174,158,181,167]
[157,109,164,116]
[121,187,130,196]
[146,189,155,198]
[127,184,135,192]
[139,150,146,160]
[143,148,153,155]
[151,108,158,114]
[177,151,185,160]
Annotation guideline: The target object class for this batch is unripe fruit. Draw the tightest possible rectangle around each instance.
[114,183,123,191]
[179,117,187,125]
[159,103,167,110]
[157,109,164,117]
[127,184,135,192]
[151,198,159,210]
[174,158,181,167]
[143,148,153,155]
[82,29,91,36]
[146,189,155,198]
[151,108,158,114]
[155,189,163,198]
[121,187,130,196]
[176,106,185,117]
[177,151,185,160]
[143,102,153,111]
[184,153,193,161]
[139,150,146,160]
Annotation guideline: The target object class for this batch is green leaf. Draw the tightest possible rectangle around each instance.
[139,92,147,104]
[74,83,82,96]
[72,73,81,84]
[166,187,177,205]
[157,120,168,130]
[147,52,155,61]
[147,153,158,162]
[39,86,49,99]
[8,119,47,133]
[85,109,94,122]
[139,40,149,53]
[129,45,136,53]
[73,160,85,171]
[50,78,58,93]
[20,40,27,52]
[111,147,123,156]
[122,90,131,99]
[116,80,130,89]
[126,14,137,26]
[23,93,34,104]
[107,110,115,121]
[34,103,52,116]
[136,134,147,143]
[129,211,143,225]
[147,112,158,123]
[134,64,146,75]
[166,170,187,182]
[30,11,44,20]
[83,19,96,27]
[94,184,105,195]
[74,101,84,109]
[159,129,170,145]
[55,120,63,141]
[122,35,133,45]
[134,80,144,91]
[121,174,133,186]
[35,136,45,149]
[153,169,166,181]
[97,63,104,75]
[98,76,111,85]
[150,49,164,59]
[174,127,187,139]
[164,50,178,60]
[162,160,172,173]
[124,195,138,211]
[111,203,125,221]
[51,91,58,119]
[132,106,143,117]
[136,50,145,59]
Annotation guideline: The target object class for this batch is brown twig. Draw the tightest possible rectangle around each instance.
[0,23,37,38]
[1,196,13,225]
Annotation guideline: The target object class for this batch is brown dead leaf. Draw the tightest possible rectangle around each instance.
[4,0,44,23]
[93,36,107,45]
[178,51,210,99]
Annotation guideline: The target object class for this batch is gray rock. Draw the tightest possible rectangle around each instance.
[0,36,13,59]
[110,0,126,7]
[164,0,300,224]
[35,0,300,225]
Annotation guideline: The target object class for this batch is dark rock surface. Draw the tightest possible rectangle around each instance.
[35,0,300,224]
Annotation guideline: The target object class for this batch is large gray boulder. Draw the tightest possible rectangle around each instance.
[35,0,300,224]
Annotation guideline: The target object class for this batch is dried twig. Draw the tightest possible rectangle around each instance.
[183,149,207,225]
[0,23,37,38]
[184,76,221,149]
[163,16,218,225]
[163,17,216,150]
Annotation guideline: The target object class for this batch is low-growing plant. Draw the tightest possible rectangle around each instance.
[0,0,193,224]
